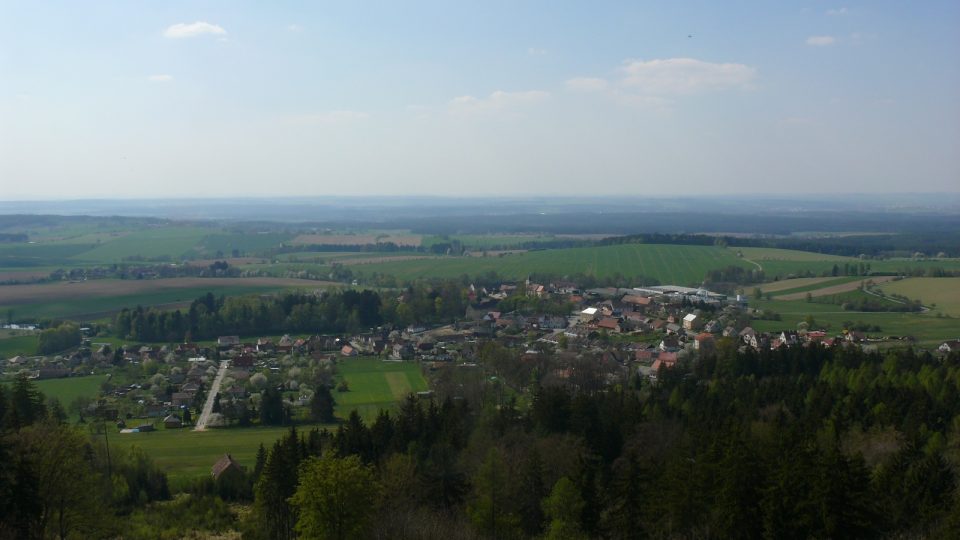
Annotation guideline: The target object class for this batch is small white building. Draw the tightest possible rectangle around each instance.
[580,307,599,323]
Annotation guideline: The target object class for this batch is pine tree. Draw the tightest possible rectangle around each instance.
[310,384,335,423]
[253,443,267,481]
[8,374,45,430]
[515,447,547,536]
[467,447,520,538]
[251,441,298,540]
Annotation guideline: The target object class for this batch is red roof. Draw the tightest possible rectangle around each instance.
[597,318,621,330]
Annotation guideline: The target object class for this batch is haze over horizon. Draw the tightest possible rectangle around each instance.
[2,1,958,199]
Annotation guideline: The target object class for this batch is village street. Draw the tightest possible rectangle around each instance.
[194,359,229,431]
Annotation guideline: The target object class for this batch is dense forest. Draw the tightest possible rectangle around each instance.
[4,343,960,538]
[114,284,468,342]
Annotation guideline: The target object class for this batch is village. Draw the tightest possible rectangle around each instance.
[4,277,950,437]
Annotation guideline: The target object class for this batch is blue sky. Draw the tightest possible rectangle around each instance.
[1,1,958,198]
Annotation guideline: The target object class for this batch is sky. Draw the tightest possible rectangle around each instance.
[1,1,958,199]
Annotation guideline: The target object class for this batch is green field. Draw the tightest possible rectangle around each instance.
[421,234,555,249]
[739,247,960,280]
[749,298,958,345]
[74,227,212,262]
[0,375,106,419]
[118,426,297,484]
[0,334,38,357]
[352,244,750,285]
[196,232,294,255]
[34,375,107,410]
[0,243,96,267]
[0,225,297,268]
[739,247,854,262]
[335,358,429,422]
[0,280,330,320]
[879,277,960,317]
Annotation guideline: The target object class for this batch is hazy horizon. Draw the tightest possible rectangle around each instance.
[2,1,958,198]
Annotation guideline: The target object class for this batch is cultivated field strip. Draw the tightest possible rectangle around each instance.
[777,276,896,301]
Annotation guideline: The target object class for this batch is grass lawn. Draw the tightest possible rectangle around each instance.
[334,357,428,422]
[879,277,960,317]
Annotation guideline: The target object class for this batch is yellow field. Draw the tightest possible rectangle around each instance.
[879,277,960,317]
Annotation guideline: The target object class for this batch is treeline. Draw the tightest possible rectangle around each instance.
[0,376,172,539]
[0,233,28,243]
[704,265,764,287]
[36,322,81,355]
[238,344,960,539]
[114,283,469,342]
[49,260,241,282]
[730,231,960,258]
[814,294,924,313]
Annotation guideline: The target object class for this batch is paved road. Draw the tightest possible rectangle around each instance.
[194,360,229,431]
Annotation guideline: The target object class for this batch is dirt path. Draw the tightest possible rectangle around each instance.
[194,360,229,431]
[742,257,763,272]
[777,276,897,301]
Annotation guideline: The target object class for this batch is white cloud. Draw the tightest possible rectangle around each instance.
[565,77,609,92]
[826,7,848,15]
[806,35,836,46]
[147,74,173,83]
[284,110,370,125]
[527,47,547,56]
[619,58,756,95]
[163,22,227,39]
[448,90,549,113]
[287,24,303,32]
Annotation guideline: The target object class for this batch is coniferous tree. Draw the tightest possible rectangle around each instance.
[468,447,520,538]
[250,441,298,540]
[7,374,45,430]
[515,447,548,536]
[309,385,335,423]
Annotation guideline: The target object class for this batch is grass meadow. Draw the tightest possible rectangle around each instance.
[879,277,960,317]
[0,334,38,357]
[334,357,429,422]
